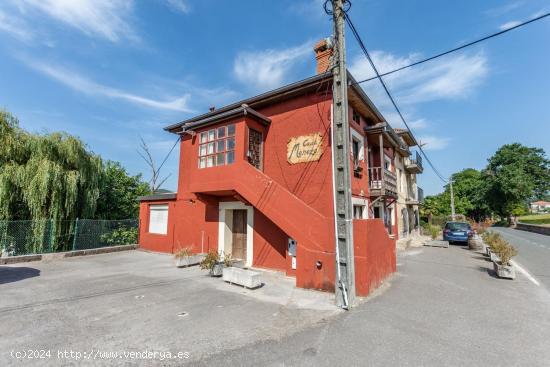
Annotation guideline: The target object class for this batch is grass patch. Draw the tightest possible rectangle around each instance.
[518,213,550,225]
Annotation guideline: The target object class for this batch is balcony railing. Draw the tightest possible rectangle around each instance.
[368,167,397,195]
[418,187,424,203]
[405,151,423,173]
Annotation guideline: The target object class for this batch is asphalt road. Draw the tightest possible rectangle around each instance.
[491,227,550,290]
[197,245,550,367]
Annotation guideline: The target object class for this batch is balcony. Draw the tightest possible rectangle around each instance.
[368,167,397,198]
[405,151,423,174]
[406,186,424,205]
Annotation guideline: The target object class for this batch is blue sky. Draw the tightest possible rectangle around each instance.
[0,0,549,195]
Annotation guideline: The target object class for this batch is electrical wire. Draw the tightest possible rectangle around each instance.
[352,11,550,86]
[345,13,449,183]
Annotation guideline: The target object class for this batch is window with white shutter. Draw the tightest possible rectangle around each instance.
[148,204,169,234]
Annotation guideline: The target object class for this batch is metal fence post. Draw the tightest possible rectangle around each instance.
[72,218,79,251]
[48,219,55,253]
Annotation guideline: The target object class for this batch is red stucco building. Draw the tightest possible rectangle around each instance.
[139,40,402,297]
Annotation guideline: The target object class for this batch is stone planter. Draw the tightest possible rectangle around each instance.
[209,262,224,277]
[486,246,492,257]
[175,254,206,268]
[490,251,500,263]
[223,267,262,289]
[493,261,516,279]
[468,236,483,251]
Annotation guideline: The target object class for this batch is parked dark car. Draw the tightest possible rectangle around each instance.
[443,221,473,244]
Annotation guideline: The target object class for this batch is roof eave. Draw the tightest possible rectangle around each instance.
[164,72,332,133]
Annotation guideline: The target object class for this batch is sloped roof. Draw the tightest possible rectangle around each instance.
[164,71,387,134]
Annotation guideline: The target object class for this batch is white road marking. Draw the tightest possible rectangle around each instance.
[510,260,540,286]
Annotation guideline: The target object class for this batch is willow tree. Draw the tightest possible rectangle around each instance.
[0,110,102,251]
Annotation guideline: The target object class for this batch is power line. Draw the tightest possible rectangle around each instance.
[352,11,550,86]
[345,13,449,183]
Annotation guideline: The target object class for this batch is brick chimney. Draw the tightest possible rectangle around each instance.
[314,38,333,74]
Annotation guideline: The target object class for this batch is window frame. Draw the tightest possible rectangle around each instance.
[352,197,368,219]
[148,204,169,235]
[350,128,365,165]
[198,124,236,169]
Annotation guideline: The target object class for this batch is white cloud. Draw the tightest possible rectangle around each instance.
[22,59,193,112]
[350,50,488,105]
[164,0,190,14]
[233,42,312,91]
[408,118,429,130]
[14,0,137,42]
[499,20,521,30]
[484,1,524,17]
[418,135,450,151]
[0,9,33,41]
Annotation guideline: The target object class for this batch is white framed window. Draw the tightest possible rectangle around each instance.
[352,197,368,219]
[384,155,392,171]
[353,204,366,219]
[198,124,236,168]
[148,204,168,234]
[350,128,365,165]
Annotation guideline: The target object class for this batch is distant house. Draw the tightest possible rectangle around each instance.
[530,201,550,213]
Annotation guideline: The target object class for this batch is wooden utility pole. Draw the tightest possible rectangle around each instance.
[331,0,355,309]
[450,178,456,221]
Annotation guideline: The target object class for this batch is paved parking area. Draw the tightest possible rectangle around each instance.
[198,245,550,367]
[0,250,338,366]
[3,245,550,366]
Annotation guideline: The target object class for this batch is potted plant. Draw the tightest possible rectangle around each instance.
[468,231,483,251]
[489,238,505,263]
[200,250,225,276]
[493,242,517,279]
[482,232,499,256]
[223,252,233,268]
[174,245,207,268]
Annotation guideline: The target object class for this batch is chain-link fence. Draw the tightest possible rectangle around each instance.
[0,219,138,257]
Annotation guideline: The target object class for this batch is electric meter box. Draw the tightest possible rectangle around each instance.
[287,238,297,257]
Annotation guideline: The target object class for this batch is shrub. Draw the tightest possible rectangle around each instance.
[223,252,233,267]
[498,243,518,265]
[200,250,220,271]
[482,232,500,246]
[489,237,506,254]
[428,225,439,240]
[100,227,138,246]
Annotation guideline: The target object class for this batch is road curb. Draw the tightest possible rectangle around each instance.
[0,245,138,265]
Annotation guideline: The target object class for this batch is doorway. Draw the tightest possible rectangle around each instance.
[231,209,247,260]
[218,202,254,267]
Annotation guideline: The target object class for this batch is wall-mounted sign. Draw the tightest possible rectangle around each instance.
[287,133,323,164]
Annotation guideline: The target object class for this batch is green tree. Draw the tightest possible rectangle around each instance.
[447,169,490,221]
[95,161,150,220]
[420,193,450,222]
[0,110,102,251]
[484,143,550,219]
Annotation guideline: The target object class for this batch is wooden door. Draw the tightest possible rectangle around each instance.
[232,210,247,260]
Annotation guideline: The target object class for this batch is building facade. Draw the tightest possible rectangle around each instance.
[138,40,410,297]
[394,130,423,240]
